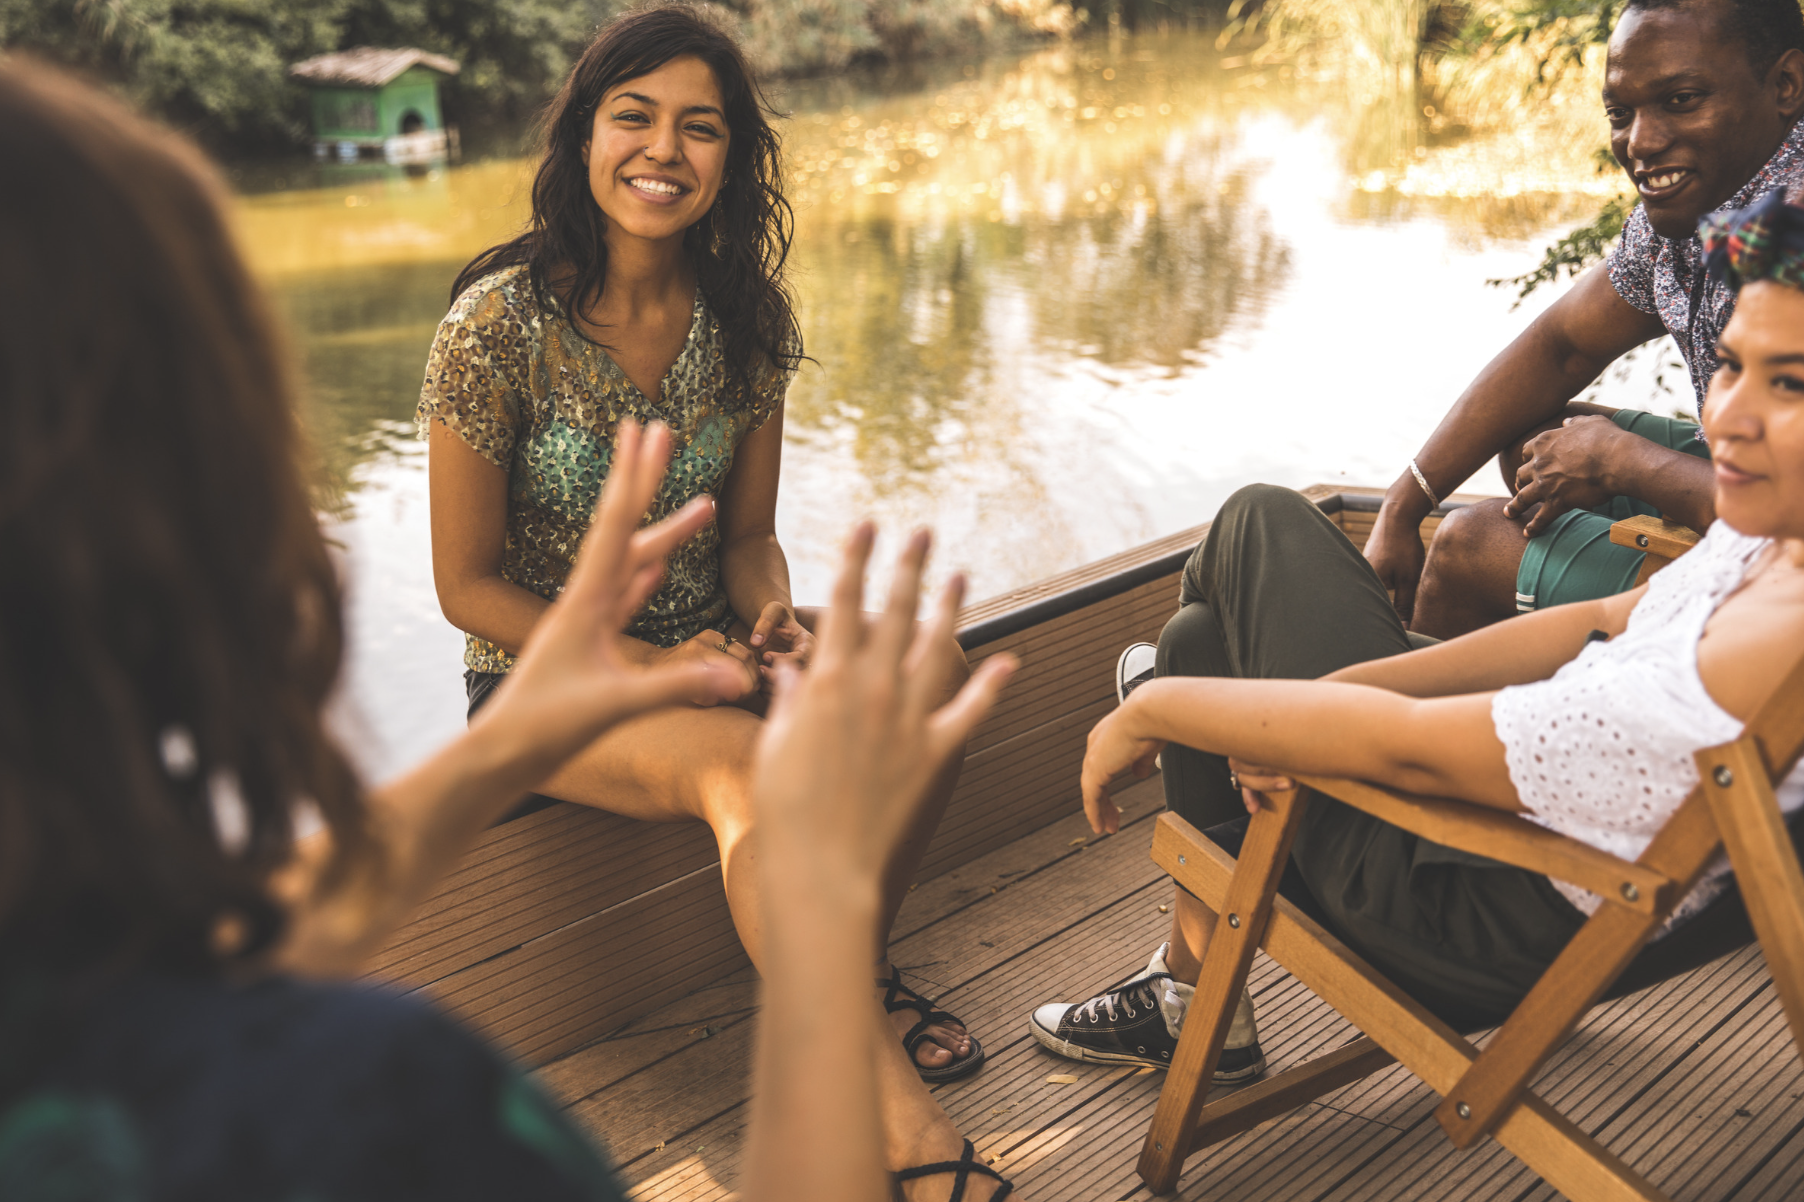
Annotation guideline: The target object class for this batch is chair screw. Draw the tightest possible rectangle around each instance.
[1228,913,1241,929]
[1714,766,1735,788]
[1155,1141,1164,1151]
[1636,534,1649,548]
[1621,882,1639,902]
[1456,1102,1472,1120]
[1179,855,1187,865]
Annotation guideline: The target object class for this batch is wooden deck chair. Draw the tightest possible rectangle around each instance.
[1610,514,1701,586]
[1136,621,1804,1199]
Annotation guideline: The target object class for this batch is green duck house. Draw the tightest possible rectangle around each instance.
[289,48,460,165]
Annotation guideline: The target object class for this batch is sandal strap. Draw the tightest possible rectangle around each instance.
[894,1139,1014,1201]
[879,966,951,1023]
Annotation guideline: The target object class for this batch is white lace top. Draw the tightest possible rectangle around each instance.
[1492,520,1804,927]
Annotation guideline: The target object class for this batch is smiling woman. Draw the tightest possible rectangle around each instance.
[418,5,1013,1200]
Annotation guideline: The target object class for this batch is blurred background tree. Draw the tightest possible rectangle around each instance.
[0,0,1175,152]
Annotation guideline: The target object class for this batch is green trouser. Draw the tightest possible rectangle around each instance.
[1515,409,1710,612]
[1151,484,1748,1029]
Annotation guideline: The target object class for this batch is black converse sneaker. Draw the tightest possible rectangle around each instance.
[1027,942,1266,1083]
[1115,642,1157,704]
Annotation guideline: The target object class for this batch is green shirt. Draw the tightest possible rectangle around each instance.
[418,266,789,673]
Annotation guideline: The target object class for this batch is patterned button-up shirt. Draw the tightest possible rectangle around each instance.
[418,266,788,673]
[1609,117,1804,418]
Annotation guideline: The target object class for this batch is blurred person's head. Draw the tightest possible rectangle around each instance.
[0,61,369,991]
[453,1,801,401]
[1607,0,1804,238]
[1700,188,1804,535]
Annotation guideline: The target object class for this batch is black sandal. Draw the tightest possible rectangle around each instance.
[896,1138,1015,1201]
[878,966,985,1083]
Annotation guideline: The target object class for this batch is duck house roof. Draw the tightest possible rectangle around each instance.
[289,47,460,89]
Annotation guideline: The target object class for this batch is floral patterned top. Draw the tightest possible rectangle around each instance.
[1608,117,1804,418]
[419,266,789,673]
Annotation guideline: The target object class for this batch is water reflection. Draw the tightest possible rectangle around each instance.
[238,31,1643,777]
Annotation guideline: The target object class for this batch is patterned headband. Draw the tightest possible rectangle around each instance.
[1700,187,1804,293]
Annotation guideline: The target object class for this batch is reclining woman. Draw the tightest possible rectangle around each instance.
[1048,188,1804,1056]
[0,54,1017,1202]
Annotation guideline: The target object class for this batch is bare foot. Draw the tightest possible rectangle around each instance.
[877,961,972,1071]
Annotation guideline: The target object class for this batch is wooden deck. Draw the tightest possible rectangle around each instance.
[534,774,1804,1201]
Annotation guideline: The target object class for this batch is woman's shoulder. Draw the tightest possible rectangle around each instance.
[41,972,625,1201]
[445,263,542,332]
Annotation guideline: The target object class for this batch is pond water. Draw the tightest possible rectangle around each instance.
[236,31,1668,782]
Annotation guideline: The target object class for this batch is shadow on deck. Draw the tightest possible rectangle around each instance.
[533,775,1804,1201]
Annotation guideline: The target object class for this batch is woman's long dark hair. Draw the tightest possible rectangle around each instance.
[451,2,804,402]
[0,62,371,993]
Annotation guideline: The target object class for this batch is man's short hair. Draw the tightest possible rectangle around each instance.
[1625,0,1804,77]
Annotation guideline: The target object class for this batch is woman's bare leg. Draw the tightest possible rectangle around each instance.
[791,606,975,1069]
[536,646,1015,1196]
[1160,885,1219,986]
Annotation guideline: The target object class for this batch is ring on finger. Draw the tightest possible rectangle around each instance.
[716,640,730,653]
[1229,770,1241,792]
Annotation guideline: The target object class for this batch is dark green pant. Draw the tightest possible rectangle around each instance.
[1155,484,1587,1028]
[1153,484,1762,1027]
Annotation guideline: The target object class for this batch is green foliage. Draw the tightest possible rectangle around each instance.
[0,0,618,147]
[0,0,1094,148]
[1457,0,1620,82]
[0,0,343,139]
[1488,193,1631,302]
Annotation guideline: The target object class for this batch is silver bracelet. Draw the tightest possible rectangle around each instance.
[1408,459,1440,509]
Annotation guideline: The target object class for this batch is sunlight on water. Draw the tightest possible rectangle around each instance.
[253,31,1662,779]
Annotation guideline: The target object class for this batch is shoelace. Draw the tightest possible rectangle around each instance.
[1075,974,1167,1024]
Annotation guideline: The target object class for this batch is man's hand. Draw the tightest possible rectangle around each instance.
[1364,501,1429,623]
[1504,415,1624,536]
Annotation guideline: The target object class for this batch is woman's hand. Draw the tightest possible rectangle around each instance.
[475,421,746,780]
[749,601,816,684]
[753,525,1015,886]
[1080,703,1164,836]
[664,628,761,703]
[1226,756,1294,815]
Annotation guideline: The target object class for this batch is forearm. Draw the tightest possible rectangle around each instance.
[721,531,794,621]
[276,717,545,976]
[745,838,887,1202]
[1122,677,1516,808]
[1605,440,1716,532]
[443,575,666,666]
[1325,596,1614,696]
[1397,328,1612,517]
[438,574,550,658]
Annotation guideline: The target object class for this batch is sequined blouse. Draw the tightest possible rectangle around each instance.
[418,266,789,673]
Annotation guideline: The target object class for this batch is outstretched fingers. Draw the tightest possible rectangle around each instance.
[814,520,876,669]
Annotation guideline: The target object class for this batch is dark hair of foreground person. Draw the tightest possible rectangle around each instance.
[0,60,370,990]
[451,0,803,401]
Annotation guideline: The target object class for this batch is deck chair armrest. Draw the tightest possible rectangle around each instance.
[1292,773,1673,915]
[1610,515,1699,584]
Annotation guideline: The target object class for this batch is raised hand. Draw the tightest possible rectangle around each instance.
[753,524,1014,886]
[474,420,745,783]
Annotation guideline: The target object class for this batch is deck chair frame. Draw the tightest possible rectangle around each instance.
[1137,537,1804,1200]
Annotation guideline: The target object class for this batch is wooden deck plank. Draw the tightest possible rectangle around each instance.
[562,783,1804,1202]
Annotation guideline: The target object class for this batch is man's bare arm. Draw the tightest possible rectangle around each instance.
[1365,264,1668,619]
